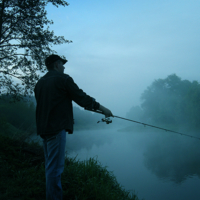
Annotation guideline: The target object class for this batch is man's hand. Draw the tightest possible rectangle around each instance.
[99,105,113,118]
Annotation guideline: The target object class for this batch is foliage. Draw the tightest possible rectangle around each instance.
[126,105,143,121]
[140,74,200,131]
[0,133,140,200]
[0,0,71,100]
[0,134,46,200]
[0,95,36,132]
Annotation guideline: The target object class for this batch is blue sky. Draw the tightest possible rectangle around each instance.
[46,0,200,116]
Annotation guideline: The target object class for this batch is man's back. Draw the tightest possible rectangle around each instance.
[34,70,73,137]
[34,69,100,137]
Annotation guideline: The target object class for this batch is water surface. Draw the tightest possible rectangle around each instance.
[66,128,200,200]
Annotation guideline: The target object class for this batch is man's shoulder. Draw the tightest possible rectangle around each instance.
[35,71,72,90]
[41,70,71,80]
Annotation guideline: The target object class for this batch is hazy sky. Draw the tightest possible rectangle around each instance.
[46,0,200,116]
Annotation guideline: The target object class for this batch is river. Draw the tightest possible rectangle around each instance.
[30,127,200,200]
[65,128,200,200]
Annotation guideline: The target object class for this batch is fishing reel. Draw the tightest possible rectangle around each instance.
[97,117,112,124]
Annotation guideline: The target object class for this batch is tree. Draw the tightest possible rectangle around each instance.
[183,80,200,130]
[0,94,36,131]
[0,0,72,100]
[140,74,200,132]
[141,74,184,125]
[126,105,143,121]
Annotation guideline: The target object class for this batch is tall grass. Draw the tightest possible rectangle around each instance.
[62,157,138,200]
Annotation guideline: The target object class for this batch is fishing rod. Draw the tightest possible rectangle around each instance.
[85,108,200,140]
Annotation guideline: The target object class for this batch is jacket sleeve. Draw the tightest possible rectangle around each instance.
[65,76,100,110]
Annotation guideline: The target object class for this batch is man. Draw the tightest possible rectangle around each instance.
[34,54,113,200]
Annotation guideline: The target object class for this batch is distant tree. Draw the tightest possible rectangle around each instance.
[140,74,200,131]
[183,80,200,130]
[0,0,72,100]
[141,74,182,125]
[126,105,143,121]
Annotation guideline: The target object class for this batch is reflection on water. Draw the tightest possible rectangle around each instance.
[143,132,200,183]
[67,129,200,200]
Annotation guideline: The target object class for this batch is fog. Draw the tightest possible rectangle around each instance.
[46,0,200,116]
[65,80,200,200]
[64,127,200,200]
[29,1,200,199]
[1,0,200,199]
[28,96,200,199]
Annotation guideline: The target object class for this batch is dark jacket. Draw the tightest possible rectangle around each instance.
[34,70,100,138]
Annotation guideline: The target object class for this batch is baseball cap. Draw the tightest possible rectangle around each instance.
[45,54,68,67]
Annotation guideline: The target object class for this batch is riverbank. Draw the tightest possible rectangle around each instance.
[0,123,140,200]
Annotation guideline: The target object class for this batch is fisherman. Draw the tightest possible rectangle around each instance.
[34,54,113,200]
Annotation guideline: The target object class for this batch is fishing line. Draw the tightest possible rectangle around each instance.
[85,108,200,140]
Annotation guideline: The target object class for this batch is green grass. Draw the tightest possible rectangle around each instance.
[62,158,138,200]
[0,123,140,200]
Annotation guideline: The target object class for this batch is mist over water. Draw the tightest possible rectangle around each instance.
[143,133,200,183]
[66,127,200,200]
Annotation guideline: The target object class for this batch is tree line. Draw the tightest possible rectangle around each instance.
[0,95,36,133]
[127,74,200,133]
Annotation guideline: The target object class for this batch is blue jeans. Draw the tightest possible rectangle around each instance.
[42,130,66,200]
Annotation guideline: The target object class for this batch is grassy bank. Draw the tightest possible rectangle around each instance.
[0,123,140,200]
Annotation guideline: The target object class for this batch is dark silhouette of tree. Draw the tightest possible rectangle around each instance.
[0,0,72,100]
[0,94,36,131]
